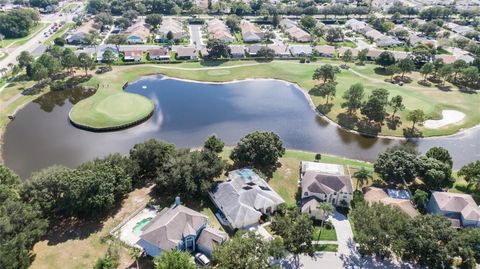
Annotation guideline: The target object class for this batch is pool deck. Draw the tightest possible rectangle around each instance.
[114,207,157,247]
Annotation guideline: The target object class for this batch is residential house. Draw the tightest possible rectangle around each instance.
[289,45,313,56]
[268,44,290,57]
[157,18,184,41]
[427,192,480,228]
[246,44,265,56]
[366,49,382,60]
[229,45,245,58]
[123,49,143,62]
[96,45,119,62]
[280,18,311,42]
[66,31,88,45]
[407,33,437,48]
[300,161,353,212]
[240,20,264,42]
[392,51,409,61]
[207,19,235,43]
[173,46,198,60]
[148,48,170,61]
[126,22,150,44]
[338,47,358,58]
[363,187,418,218]
[365,29,384,41]
[345,19,368,32]
[376,36,403,47]
[313,45,335,57]
[137,204,228,257]
[436,54,456,64]
[209,169,285,229]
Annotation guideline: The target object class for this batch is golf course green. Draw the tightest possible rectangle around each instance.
[69,90,154,131]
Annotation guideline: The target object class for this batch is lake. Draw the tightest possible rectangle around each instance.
[3,76,480,179]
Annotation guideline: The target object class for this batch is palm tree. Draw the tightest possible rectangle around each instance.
[353,167,373,190]
[317,202,334,240]
[130,247,141,269]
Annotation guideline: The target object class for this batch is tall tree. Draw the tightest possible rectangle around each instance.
[397,58,415,80]
[376,51,396,69]
[425,147,453,168]
[77,52,95,76]
[389,95,405,118]
[374,149,419,185]
[154,249,195,269]
[129,139,176,182]
[353,167,373,189]
[361,88,390,122]
[341,83,364,114]
[206,39,231,59]
[406,109,425,130]
[312,64,341,83]
[311,82,336,105]
[230,131,285,177]
[458,161,480,190]
[342,49,353,66]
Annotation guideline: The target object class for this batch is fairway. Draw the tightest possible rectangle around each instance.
[69,92,154,130]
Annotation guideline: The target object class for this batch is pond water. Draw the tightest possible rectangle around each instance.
[3,76,480,179]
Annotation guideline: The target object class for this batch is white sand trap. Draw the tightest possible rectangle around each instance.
[424,110,465,129]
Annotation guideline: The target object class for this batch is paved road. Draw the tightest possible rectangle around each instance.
[189,24,204,48]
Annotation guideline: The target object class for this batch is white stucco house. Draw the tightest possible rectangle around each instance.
[427,192,480,228]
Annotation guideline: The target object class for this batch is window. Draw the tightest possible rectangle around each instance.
[304,192,309,196]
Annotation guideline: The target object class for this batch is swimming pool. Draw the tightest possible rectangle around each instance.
[132,217,153,236]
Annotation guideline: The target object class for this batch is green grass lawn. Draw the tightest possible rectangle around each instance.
[313,244,338,252]
[2,23,50,48]
[77,59,480,137]
[312,224,337,241]
[69,90,154,130]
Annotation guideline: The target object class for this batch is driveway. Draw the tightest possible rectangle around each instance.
[328,210,355,256]
[189,24,203,48]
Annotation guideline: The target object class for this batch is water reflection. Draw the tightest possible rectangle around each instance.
[3,76,479,179]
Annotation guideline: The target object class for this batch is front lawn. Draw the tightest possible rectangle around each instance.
[313,244,338,252]
[312,223,337,241]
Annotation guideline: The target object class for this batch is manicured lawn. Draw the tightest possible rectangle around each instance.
[80,60,480,137]
[313,244,338,252]
[69,91,154,130]
[312,224,337,241]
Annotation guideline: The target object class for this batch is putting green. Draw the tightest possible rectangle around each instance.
[69,92,154,130]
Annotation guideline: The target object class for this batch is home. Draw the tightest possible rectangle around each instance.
[126,22,150,44]
[408,33,437,48]
[376,36,403,47]
[345,19,368,32]
[366,49,382,60]
[157,18,184,41]
[148,48,170,61]
[229,45,245,58]
[363,187,418,218]
[240,20,264,42]
[365,29,384,41]
[338,47,358,58]
[392,51,409,61]
[285,26,311,43]
[289,45,313,56]
[66,31,88,45]
[427,192,480,228]
[300,161,353,210]
[246,44,265,56]
[137,204,228,257]
[209,169,285,229]
[123,49,143,62]
[279,18,297,30]
[207,19,235,43]
[436,54,456,64]
[268,44,290,58]
[96,45,119,62]
[173,46,198,60]
[313,45,335,58]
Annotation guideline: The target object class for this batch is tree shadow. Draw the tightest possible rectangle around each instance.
[436,85,452,92]
[356,119,381,136]
[459,88,478,94]
[337,112,359,130]
[402,127,423,138]
[418,79,431,87]
[373,67,389,76]
[317,103,333,114]
[386,116,401,130]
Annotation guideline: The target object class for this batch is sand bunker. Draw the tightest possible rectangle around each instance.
[424,110,465,129]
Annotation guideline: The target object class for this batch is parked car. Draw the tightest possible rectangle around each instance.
[194,253,210,266]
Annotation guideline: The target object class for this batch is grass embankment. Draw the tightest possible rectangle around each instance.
[81,60,480,137]
[2,23,50,48]
[69,88,154,130]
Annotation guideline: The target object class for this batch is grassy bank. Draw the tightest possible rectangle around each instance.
[79,60,480,137]
[2,23,50,48]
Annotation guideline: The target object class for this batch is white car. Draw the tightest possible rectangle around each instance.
[194,253,210,266]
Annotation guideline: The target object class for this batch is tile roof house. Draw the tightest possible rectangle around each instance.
[345,19,368,32]
[427,192,480,228]
[173,46,198,60]
[392,51,409,61]
[209,169,285,229]
[246,44,266,56]
[148,48,170,61]
[285,26,312,42]
[436,54,457,64]
[268,44,291,57]
[157,18,184,41]
[289,45,313,56]
[126,22,150,44]
[338,47,359,58]
[376,36,403,47]
[137,205,228,257]
[240,20,264,42]
[366,49,382,60]
[313,45,336,57]
[207,19,235,43]
[229,45,245,58]
[123,49,143,62]
[300,161,353,211]
[365,29,384,41]
[363,187,418,218]
[279,18,297,29]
